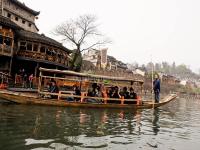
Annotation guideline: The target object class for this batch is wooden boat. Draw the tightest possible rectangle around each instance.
[0,90,177,109]
[0,67,177,109]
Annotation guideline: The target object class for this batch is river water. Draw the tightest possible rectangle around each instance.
[0,97,200,150]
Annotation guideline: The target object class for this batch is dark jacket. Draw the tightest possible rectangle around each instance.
[130,92,137,99]
[50,85,59,93]
[153,79,160,93]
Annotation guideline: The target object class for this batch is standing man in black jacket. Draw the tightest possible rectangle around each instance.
[153,75,160,103]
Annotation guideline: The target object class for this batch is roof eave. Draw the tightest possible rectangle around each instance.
[16,30,72,54]
[10,0,40,16]
[0,15,22,30]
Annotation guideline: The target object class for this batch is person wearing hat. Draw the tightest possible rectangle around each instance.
[153,75,160,103]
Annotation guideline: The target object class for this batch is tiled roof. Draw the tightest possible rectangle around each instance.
[10,0,40,16]
[16,30,72,53]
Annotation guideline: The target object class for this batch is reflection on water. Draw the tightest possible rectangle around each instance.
[1,98,200,149]
[152,108,160,135]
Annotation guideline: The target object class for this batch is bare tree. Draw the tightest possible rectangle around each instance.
[54,14,110,71]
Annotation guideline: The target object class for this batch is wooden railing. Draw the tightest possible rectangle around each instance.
[17,50,69,66]
[0,44,12,56]
[39,91,142,105]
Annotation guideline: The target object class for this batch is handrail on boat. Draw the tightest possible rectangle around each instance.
[38,91,142,105]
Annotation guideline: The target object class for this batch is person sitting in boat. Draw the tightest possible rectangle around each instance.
[88,87,98,97]
[50,81,59,99]
[108,86,115,98]
[120,87,130,99]
[107,86,121,104]
[88,83,103,97]
[66,85,81,102]
[86,84,103,103]
[112,86,121,99]
[47,82,52,92]
[74,85,81,101]
[96,85,102,97]
[129,87,137,104]
[47,79,56,92]
[129,87,137,99]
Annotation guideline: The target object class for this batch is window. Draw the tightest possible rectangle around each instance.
[22,20,26,24]
[51,49,56,56]
[15,17,18,21]
[4,37,12,46]
[28,23,32,27]
[40,46,46,53]
[46,48,52,55]
[19,41,26,50]
[27,43,33,51]
[7,13,11,18]
[33,44,38,51]
[20,42,26,46]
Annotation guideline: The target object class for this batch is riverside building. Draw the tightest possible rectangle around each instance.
[0,0,71,79]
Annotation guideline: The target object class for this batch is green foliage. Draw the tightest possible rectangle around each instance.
[69,50,83,72]
[192,88,200,94]
[147,71,159,78]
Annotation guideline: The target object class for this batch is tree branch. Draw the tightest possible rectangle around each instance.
[81,40,109,52]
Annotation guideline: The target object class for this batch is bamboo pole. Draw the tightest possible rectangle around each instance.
[151,56,155,109]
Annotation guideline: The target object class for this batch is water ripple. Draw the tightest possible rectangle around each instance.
[1,98,200,149]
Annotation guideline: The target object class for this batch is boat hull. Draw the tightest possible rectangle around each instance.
[0,90,177,109]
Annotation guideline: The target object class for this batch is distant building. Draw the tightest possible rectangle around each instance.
[185,80,197,89]
[132,68,145,76]
[158,73,180,85]
[83,48,128,71]
[82,49,99,67]
[180,80,187,86]
[195,81,200,88]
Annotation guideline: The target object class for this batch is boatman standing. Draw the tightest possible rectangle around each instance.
[153,75,160,103]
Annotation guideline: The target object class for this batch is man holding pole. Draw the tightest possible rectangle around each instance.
[153,75,160,103]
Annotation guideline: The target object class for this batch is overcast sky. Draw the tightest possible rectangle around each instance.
[21,0,200,73]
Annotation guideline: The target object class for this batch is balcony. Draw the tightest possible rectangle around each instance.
[16,50,69,67]
[0,44,13,56]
